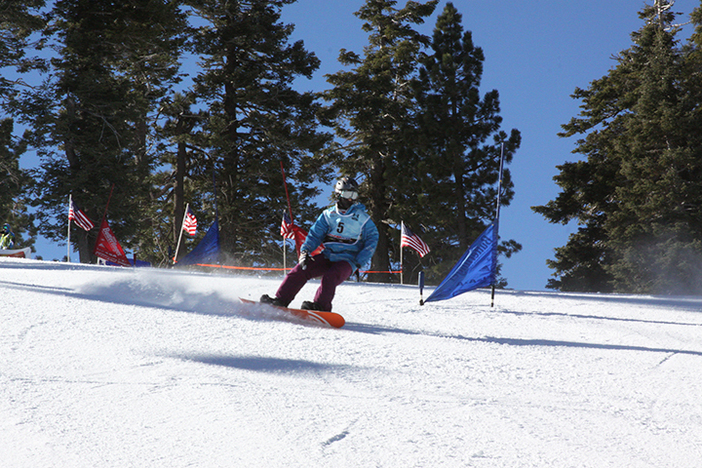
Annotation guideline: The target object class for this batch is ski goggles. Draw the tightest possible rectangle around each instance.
[336,190,358,200]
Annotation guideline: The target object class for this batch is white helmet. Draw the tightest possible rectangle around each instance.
[334,176,359,200]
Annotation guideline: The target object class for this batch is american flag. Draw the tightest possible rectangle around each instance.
[68,199,95,231]
[401,222,430,258]
[183,207,197,236]
[280,212,295,239]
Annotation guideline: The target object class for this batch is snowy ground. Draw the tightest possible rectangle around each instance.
[1,257,701,467]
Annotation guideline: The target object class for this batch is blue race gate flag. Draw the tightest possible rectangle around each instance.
[425,222,498,303]
[177,219,220,266]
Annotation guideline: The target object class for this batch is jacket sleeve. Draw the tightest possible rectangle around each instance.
[300,212,329,254]
[354,219,379,269]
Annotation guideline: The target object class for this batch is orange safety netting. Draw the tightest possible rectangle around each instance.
[195,263,401,274]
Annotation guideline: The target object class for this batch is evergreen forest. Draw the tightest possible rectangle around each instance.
[1,0,520,285]
[534,1,702,294]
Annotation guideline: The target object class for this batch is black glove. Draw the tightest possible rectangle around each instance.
[299,250,313,270]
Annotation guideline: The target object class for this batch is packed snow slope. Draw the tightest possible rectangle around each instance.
[2,258,702,467]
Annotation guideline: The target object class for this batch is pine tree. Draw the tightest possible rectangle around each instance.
[0,118,35,250]
[0,0,46,252]
[14,0,187,263]
[413,2,521,283]
[535,1,702,293]
[0,0,47,100]
[532,126,620,292]
[153,92,206,265]
[186,0,333,266]
[323,0,438,281]
[104,1,189,265]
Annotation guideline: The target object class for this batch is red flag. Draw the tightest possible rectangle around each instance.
[69,199,95,231]
[93,218,131,267]
[291,225,308,256]
[183,207,197,236]
[280,212,322,256]
[401,222,430,258]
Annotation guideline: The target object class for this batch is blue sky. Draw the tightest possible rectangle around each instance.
[283,0,700,290]
[25,0,698,291]
[278,0,699,291]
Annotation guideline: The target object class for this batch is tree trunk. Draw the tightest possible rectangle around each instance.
[77,230,91,264]
[367,151,393,282]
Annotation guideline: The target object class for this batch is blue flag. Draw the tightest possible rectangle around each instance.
[424,222,498,303]
[177,219,220,266]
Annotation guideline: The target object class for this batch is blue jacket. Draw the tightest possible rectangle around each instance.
[301,203,379,272]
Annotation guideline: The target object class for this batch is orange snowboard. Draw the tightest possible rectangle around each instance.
[240,298,345,328]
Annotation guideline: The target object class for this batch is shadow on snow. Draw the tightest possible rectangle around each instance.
[170,353,360,375]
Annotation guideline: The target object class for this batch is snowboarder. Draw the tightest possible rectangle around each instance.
[0,223,15,249]
[261,176,379,312]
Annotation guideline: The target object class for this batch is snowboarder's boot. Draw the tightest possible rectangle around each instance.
[260,294,288,307]
[300,300,330,312]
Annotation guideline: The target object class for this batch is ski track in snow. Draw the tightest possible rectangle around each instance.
[1,257,702,467]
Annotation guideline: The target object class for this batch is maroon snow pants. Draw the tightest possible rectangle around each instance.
[275,254,353,312]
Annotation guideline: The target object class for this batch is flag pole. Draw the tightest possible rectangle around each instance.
[400,222,404,285]
[283,241,287,275]
[419,270,425,305]
[280,161,298,261]
[173,203,189,264]
[280,161,294,223]
[67,194,72,263]
[491,142,506,307]
[101,184,115,226]
[96,183,116,263]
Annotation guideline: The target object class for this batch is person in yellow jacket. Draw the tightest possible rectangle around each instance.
[1,223,15,249]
